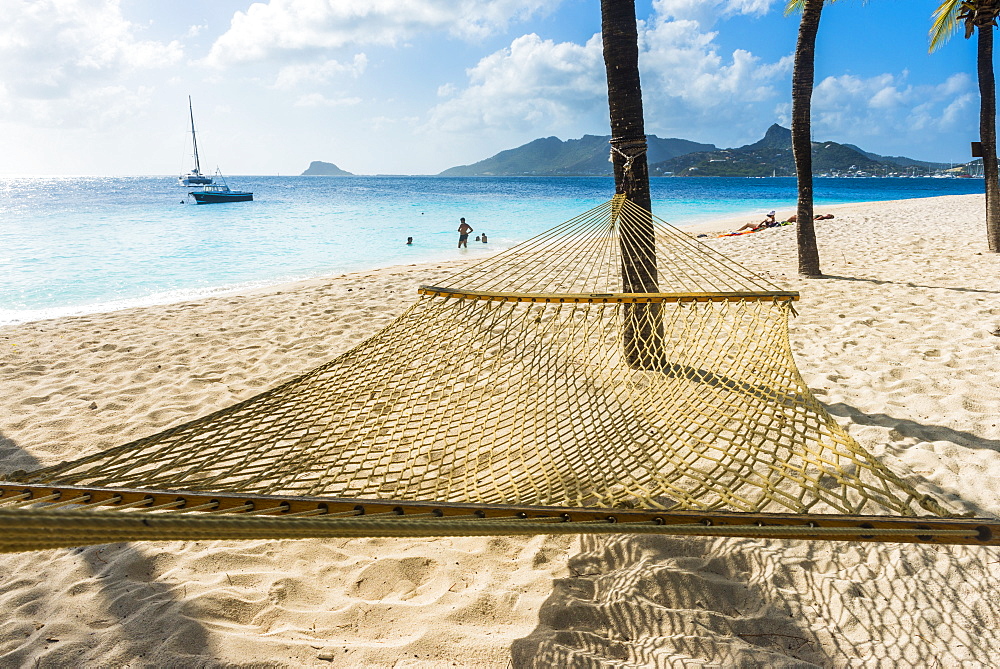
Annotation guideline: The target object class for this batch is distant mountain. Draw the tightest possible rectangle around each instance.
[301,161,353,176]
[651,124,886,177]
[435,125,956,178]
[438,134,717,176]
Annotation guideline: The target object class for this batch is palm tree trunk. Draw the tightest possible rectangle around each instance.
[791,0,824,277]
[978,23,1000,252]
[601,0,662,367]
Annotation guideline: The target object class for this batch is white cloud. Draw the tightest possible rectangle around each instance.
[811,72,975,144]
[0,0,182,127]
[274,54,368,89]
[369,115,421,132]
[205,0,559,68]
[641,17,792,104]
[869,84,903,109]
[653,0,779,29]
[426,5,793,144]
[425,33,606,133]
[638,12,794,143]
[294,93,363,107]
[437,83,458,97]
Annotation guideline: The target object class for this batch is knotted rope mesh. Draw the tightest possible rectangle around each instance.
[2,196,966,552]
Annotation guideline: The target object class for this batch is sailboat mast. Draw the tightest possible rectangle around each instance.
[189,96,202,175]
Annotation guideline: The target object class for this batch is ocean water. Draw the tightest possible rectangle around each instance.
[0,175,984,324]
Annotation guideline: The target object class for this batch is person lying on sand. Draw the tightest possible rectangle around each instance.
[735,210,777,232]
[786,213,834,223]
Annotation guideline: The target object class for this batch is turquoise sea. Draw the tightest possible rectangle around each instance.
[0,175,985,325]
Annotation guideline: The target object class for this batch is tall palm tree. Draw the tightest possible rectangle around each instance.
[602,0,651,213]
[931,0,1000,253]
[786,0,836,278]
[601,0,662,367]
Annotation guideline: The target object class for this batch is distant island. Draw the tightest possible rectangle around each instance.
[437,125,960,178]
[301,161,353,176]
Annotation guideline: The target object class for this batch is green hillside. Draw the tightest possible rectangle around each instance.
[439,135,716,176]
[433,124,959,178]
[842,144,950,171]
[651,125,884,177]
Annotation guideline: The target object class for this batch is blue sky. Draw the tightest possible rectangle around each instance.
[0,0,985,175]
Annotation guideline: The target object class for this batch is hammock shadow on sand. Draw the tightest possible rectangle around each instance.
[512,531,1000,666]
[661,361,805,406]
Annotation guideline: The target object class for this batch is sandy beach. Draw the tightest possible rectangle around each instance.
[2,192,1000,666]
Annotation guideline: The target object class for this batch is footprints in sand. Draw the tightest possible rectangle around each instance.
[0,535,574,665]
[350,557,437,601]
[0,266,440,466]
[268,577,328,607]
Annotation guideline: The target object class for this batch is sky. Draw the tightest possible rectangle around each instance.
[0,0,987,176]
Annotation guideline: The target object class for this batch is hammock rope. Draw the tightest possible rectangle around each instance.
[1,482,993,549]
[2,195,994,552]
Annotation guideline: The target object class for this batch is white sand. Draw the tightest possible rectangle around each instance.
[2,193,1000,666]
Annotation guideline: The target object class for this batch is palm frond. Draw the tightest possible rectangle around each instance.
[930,0,964,51]
[928,0,1000,51]
[785,0,848,17]
[785,0,807,16]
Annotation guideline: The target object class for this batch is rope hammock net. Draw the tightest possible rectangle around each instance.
[2,196,995,552]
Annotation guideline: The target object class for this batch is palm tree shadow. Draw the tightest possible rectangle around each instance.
[826,402,1000,453]
[822,274,1000,296]
[0,431,212,664]
[0,433,40,474]
[512,533,1000,666]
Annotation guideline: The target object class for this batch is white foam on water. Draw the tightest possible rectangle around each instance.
[0,279,277,326]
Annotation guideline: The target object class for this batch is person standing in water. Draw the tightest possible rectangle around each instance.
[481,233,488,243]
[457,218,473,248]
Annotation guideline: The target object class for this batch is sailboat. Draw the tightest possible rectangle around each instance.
[178,96,213,186]
[188,169,253,204]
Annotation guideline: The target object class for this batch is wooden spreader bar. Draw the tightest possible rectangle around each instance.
[1,482,996,546]
[418,286,800,304]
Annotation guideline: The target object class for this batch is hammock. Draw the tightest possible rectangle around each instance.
[1,196,994,552]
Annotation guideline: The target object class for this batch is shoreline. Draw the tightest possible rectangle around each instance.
[0,256,485,328]
[3,192,984,328]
